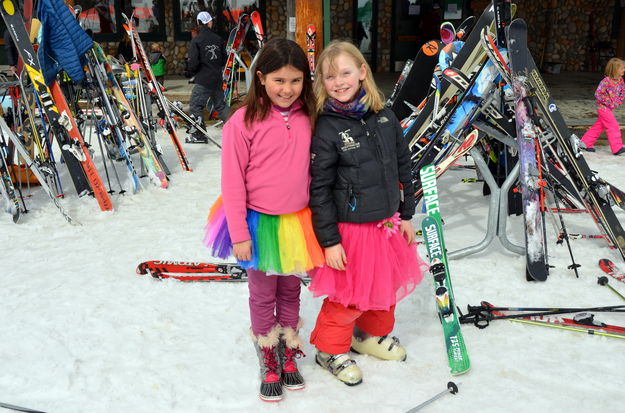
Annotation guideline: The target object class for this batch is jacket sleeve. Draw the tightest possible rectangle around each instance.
[309,124,341,247]
[391,110,416,220]
[221,116,251,243]
[187,40,200,75]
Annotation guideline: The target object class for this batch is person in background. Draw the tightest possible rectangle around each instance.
[149,42,166,87]
[187,11,228,142]
[117,30,134,63]
[581,57,625,155]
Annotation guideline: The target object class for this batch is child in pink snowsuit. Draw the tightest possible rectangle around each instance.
[581,57,625,155]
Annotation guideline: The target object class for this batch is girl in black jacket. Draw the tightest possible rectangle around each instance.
[308,41,427,386]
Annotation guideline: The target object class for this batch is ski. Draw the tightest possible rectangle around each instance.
[389,40,442,122]
[85,48,141,193]
[508,27,548,281]
[440,22,456,45]
[1,0,95,198]
[137,260,245,276]
[0,118,76,224]
[420,164,470,375]
[92,45,168,188]
[506,18,625,261]
[414,129,480,199]
[0,142,21,222]
[222,13,250,103]
[599,258,625,283]
[250,10,265,49]
[466,301,625,336]
[122,14,192,172]
[306,24,316,77]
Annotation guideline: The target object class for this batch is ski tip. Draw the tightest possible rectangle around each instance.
[136,263,148,275]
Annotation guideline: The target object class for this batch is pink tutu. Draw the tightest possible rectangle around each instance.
[308,214,427,311]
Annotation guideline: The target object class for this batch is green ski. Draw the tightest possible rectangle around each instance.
[420,164,470,375]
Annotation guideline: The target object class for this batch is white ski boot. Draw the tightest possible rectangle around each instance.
[315,351,362,386]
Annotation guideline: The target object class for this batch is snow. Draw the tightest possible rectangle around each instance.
[1,130,624,413]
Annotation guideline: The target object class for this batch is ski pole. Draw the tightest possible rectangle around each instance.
[598,277,625,302]
[505,317,625,340]
[0,400,47,413]
[405,381,459,413]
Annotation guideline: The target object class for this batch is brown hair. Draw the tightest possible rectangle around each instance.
[605,57,625,79]
[313,40,384,113]
[234,38,315,126]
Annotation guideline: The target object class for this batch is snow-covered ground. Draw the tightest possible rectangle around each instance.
[1,129,624,413]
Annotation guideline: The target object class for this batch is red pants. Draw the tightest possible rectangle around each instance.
[310,298,396,354]
[581,107,624,154]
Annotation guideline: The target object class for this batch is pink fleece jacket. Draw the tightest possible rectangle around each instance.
[221,101,312,243]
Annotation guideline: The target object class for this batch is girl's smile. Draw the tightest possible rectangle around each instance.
[258,65,304,108]
[321,54,367,103]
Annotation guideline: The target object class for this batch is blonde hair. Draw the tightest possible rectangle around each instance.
[313,40,384,113]
[605,57,625,79]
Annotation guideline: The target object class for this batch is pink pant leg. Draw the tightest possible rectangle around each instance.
[598,108,624,153]
[581,110,606,149]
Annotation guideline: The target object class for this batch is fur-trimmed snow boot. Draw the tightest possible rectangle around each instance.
[351,328,407,361]
[252,325,283,402]
[315,351,363,386]
[279,323,306,390]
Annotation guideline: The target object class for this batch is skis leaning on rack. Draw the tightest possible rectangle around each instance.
[420,164,470,375]
[1,0,113,214]
[123,13,192,172]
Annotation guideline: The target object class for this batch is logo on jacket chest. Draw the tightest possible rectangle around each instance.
[338,129,360,152]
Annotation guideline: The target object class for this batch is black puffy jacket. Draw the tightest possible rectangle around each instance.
[310,107,416,247]
[187,26,227,90]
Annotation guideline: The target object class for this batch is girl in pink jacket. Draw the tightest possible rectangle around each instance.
[581,57,625,155]
[203,39,323,402]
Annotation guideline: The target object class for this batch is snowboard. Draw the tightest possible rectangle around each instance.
[390,40,442,122]
[507,20,548,281]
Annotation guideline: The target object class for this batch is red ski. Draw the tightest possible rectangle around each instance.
[306,24,316,77]
[49,82,114,211]
[599,258,625,283]
[250,11,264,49]
[222,13,250,102]
[137,260,244,276]
[136,260,312,283]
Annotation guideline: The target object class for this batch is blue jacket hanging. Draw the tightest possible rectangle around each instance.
[37,0,93,84]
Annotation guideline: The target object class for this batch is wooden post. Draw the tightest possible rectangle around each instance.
[294,0,323,56]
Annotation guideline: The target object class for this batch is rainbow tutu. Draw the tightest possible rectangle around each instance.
[203,196,324,274]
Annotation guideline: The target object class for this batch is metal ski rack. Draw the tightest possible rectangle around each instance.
[448,121,524,259]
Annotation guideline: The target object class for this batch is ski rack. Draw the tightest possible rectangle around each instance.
[447,121,524,259]
[230,50,259,95]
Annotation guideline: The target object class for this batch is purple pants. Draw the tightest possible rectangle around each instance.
[248,269,302,336]
[581,107,624,154]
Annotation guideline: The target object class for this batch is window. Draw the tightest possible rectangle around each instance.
[173,0,263,41]
[76,0,165,41]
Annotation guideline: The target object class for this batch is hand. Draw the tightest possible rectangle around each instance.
[399,220,416,244]
[233,240,252,261]
[324,243,347,271]
[9,66,17,75]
